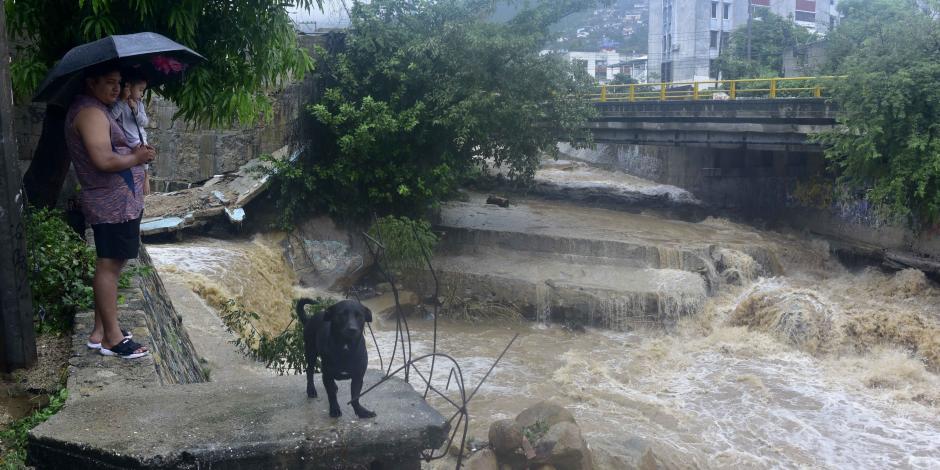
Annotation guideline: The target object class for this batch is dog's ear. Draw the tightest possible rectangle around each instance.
[322,304,337,322]
[363,307,373,323]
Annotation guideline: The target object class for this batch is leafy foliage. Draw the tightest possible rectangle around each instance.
[220,297,336,375]
[813,0,940,227]
[610,73,638,85]
[368,216,438,271]
[0,388,68,469]
[4,0,320,126]
[24,208,95,333]
[521,419,550,443]
[716,9,816,79]
[271,0,598,221]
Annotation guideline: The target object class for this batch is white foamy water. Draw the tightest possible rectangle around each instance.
[149,236,940,469]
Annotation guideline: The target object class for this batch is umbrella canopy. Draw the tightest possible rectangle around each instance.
[33,32,205,107]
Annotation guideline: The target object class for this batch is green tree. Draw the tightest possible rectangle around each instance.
[271,0,598,222]
[610,72,637,85]
[5,0,320,207]
[813,0,940,227]
[5,0,318,124]
[716,9,815,79]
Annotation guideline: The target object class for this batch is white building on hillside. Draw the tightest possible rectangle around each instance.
[648,0,838,83]
[564,51,649,83]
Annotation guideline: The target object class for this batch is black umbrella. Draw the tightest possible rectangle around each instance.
[32,32,205,107]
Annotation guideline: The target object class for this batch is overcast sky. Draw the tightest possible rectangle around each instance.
[287,1,352,28]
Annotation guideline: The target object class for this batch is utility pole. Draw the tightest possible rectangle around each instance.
[746,0,753,62]
[0,5,37,372]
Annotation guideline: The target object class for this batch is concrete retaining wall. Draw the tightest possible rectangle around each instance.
[137,247,205,384]
[560,143,940,262]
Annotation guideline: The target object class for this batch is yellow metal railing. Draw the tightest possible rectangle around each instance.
[591,76,842,102]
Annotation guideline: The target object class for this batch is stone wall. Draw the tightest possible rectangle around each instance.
[560,142,824,216]
[137,247,205,384]
[146,74,315,189]
[559,143,940,262]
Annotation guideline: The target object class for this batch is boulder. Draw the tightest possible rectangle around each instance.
[489,419,524,457]
[465,448,500,470]
[592,436,663,470]
[533,422,592,470]
[286,215,372,290]
[486,195,511,208]
[515,401,577,431]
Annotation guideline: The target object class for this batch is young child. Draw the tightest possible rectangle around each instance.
[110,69,154,194]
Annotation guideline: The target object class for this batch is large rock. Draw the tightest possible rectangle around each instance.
[489,419,524,457]
[286,215,373,290]
[533,422,592,470]
[593,436,664,470]
[465,448,500,470]
[515,401,577,431]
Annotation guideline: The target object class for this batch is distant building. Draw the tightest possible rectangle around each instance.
[563,51,649,83]
[782,41,828,77]
[648,0,838,83]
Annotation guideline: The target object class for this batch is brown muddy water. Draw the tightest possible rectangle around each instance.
[148,230,940,469]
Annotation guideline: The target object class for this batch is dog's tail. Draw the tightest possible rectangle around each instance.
[295,298,317,324]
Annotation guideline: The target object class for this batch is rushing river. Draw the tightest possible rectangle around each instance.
[149,228,940,469]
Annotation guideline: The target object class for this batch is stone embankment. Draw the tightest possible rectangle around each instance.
[28,247,447,469]
[414,179,781,330]
[557,143,940,277]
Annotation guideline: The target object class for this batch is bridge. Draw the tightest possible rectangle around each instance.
[585,77,840,152]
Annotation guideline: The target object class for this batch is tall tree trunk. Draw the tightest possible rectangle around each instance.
[22,104,69,208]
[0,5,37,371]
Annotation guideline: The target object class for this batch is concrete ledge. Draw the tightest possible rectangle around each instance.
[28,371,448,469]
[67,309,161,401]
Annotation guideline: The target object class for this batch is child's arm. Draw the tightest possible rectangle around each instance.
[136,101,149,128]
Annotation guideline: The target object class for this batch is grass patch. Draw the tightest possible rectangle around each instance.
[522,419,550,443]
[439,283,524,322]
[0,388,68,468]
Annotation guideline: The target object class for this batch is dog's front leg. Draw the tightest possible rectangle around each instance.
[305,352,318,398]
[350,375,376,419]
[323,373,341,417]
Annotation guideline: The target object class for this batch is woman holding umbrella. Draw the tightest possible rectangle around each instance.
[32,33,204,358]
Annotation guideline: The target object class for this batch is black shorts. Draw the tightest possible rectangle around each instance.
[91,217,141,260]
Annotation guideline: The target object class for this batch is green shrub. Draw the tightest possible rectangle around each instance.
[0,388,68,469]
[220,297,336,375]
[24,208,95,333]
[268,0,597,223]
[367,216,438,272]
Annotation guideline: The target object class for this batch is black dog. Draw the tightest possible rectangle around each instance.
[297,298,376,419]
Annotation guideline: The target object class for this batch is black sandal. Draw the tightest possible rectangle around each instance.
[100,338,149,359]
[86,329,133,349]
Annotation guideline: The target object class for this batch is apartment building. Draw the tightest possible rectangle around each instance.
[648,0,837,82]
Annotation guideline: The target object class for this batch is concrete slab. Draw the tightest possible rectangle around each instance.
[532,160,701,210]
[436,193,781,284]
[439,193,770,250]
[161,277,271,383]
[413,247,707,330]
[28,371,448,469]
[142,148,296,237]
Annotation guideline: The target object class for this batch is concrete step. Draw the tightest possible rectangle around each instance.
[409,248,708,331]
[528,160,705,218]
[435,195,782,292]
[28,371,447,470]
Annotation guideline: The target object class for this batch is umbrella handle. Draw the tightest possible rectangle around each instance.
[130,102,145,146]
